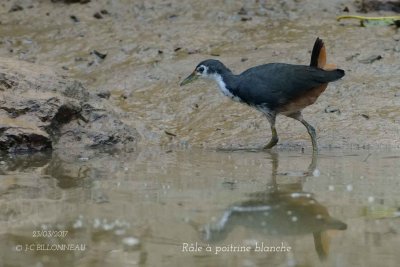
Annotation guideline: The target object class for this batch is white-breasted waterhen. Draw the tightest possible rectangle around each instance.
[180,38,345,152]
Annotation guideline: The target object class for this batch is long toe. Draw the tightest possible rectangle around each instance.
[263,137,279,150]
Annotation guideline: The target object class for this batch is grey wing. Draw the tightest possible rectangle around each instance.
[235,64,342,109]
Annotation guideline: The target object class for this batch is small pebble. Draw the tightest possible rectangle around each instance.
[359,55,382,64]
[70,15,79,23]
[93,12,103,19]
[92,50,107,59]
[361,114,370,119]
[100,9,109,15]
[97,91,111,99]
[238,7,247,15]
[325,106,341,114]
[9,4,23,12]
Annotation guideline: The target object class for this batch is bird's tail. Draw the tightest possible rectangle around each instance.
[310,38,337,70]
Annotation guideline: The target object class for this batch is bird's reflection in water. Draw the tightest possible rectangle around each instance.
[202,151,347,260]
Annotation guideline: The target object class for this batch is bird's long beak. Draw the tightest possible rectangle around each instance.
[180,71,198,86]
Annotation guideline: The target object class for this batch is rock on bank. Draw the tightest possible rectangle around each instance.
[0,57,138,153]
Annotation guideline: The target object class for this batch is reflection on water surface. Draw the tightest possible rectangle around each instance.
[0,148,399,266]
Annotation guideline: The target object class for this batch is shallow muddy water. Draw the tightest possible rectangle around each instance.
[1,148,399,267]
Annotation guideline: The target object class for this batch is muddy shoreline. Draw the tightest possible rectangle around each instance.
[0,0,399,152]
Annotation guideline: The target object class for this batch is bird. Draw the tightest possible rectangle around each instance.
[180,38,345,152]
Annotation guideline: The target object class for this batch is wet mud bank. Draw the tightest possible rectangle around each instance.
[0,0,399,152]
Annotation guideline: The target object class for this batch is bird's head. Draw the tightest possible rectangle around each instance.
[180,59,230,86]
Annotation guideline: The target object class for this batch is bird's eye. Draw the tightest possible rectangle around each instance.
[197,67,204,73]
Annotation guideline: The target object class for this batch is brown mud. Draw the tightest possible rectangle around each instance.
[0,0,399,150]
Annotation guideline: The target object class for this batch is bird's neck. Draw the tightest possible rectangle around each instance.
[209,71,239,101]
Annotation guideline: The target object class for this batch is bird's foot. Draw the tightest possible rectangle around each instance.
[263,137,279,150]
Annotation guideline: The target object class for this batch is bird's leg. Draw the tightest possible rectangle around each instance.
[304,149,319,176]
[302,119,317,152]
[264,126,278,149]
[263,113,279,149]
[288,112,318,153]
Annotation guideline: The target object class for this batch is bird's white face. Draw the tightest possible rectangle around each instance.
[196,65,224,84]
[195,65,210,78]
[181,64,217,86]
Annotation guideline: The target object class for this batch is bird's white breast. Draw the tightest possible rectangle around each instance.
[211,74,241,102]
